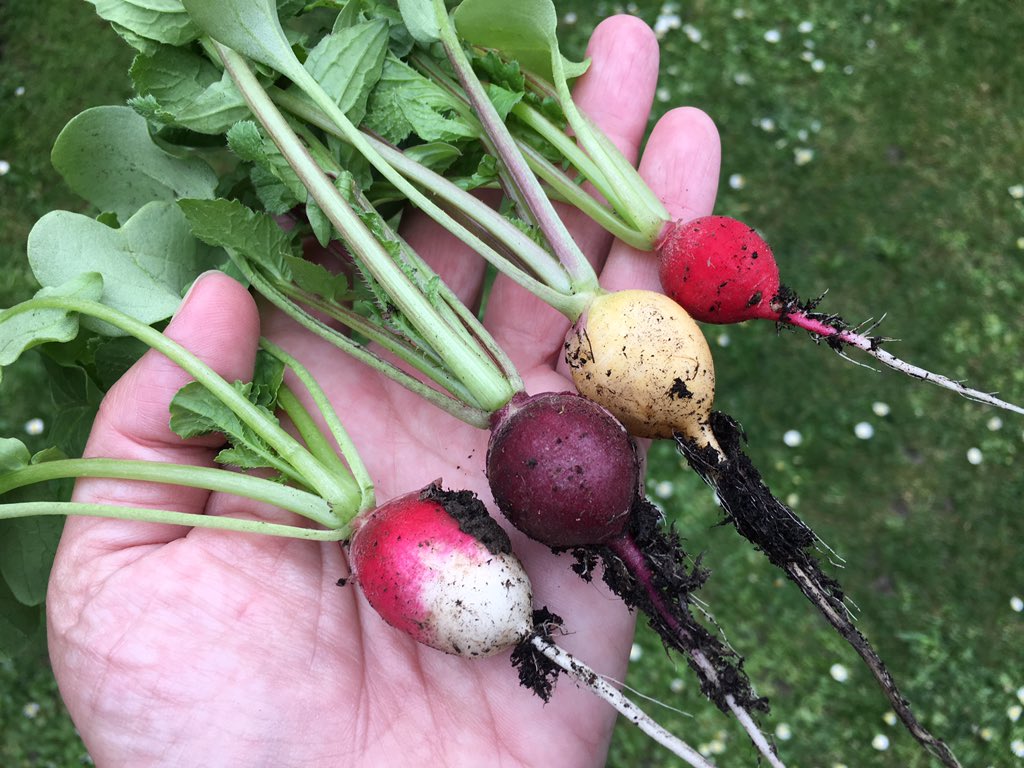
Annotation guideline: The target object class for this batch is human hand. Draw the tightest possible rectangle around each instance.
[46,16,720,767]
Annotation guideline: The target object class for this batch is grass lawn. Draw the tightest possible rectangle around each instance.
[2,1,1023,766]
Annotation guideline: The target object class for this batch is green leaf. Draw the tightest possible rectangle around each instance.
[452,0,588,83]
[0,438,31,474]
[485,83,523,121]
[364,55,476,143]
[226,121,306,213]
[0,515,64,606]
[181,0,302,79]
[0,583,42,660]
[403,141,462,173]
[0,274,104,383]
[92,336,150,390]
[28,202,222,335]
[304,19,389,125]
[285,256,353,303]
[130,45,251,134]
[52,106,218,222]
[31,447,69,465]
[44,359,106,458]
[250,350,285,410]
[87,0,200,47]
[169,381,283,473]
[396,0,442,45]
[179,198,299,280]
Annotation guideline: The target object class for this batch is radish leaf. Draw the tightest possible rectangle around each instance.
[0,439,31,475]
[452,0,588,84]
[52,106,218,222]
[130,45,251,134]
[86,0,199,48]
[28,202,222,335]
[180,0,303,80]
[0,514,63,606]
[0,275,104,383]
[303,18,390,124]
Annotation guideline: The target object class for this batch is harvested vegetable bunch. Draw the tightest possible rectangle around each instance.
[0,1,770,764]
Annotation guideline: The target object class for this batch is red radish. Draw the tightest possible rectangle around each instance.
[486,391,640,547]
[658,215,1024,415]
[658,215,780,324]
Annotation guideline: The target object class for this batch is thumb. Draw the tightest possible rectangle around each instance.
[65,271,261,549]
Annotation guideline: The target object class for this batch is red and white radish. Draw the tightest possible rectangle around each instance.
[348,484,533,657]
[346,482,714,766]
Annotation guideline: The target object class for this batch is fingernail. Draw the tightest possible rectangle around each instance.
[173,270,222,319]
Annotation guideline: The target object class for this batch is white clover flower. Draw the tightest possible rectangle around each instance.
[871,734,890,751]
[854,421,874,439]
[966,447,983,465]
[794,147,815,165]
[829,663,849,682]
[764,28,781,43]
[783,429,803,447]
[775,723,793,740]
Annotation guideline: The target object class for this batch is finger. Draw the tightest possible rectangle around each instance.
[484,15,661,372]
[66,272,261,548]
[597,106,722,294]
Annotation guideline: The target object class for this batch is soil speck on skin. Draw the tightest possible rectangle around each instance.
[669,377,694,400]
[420,483,511,556]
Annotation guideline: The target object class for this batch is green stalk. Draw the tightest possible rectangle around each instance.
[218,44,516,414]
[231,252,490,427]
[0,502,347,541]
[400,54,649,250]
[267,89,584,313]
[261,339,376,510]
[0,458,335,527]
[3,296,356,518]
[431,0,599,297]
[544,59,669,243]
[516,140,651,250]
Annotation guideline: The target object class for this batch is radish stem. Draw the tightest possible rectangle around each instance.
[0,501,345,541]
[530,637,718,768]
[783,310,1024,416]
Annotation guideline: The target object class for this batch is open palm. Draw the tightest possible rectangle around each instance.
[46,17,721,767]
